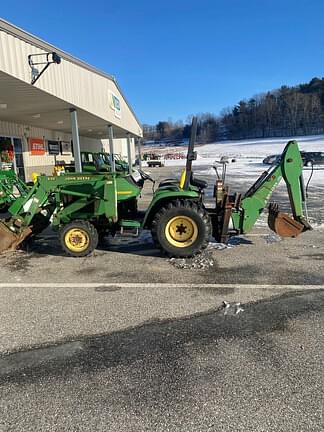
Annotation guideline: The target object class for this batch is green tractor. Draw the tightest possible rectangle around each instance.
[64,151,130,174]
[0,118,311,257]
[0,169,30,212]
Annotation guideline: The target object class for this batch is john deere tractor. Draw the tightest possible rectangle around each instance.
[64,151,129,174]
[0,118,311,257]
[0,169,30,212]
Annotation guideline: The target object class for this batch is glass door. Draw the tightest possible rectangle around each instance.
[0,136,14,171]
[12,138,25,182]
[0,136,26,181]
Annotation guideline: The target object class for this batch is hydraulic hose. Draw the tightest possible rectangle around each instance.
[305,161,314,198]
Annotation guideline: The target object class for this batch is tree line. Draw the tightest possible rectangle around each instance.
[143,77,324,143]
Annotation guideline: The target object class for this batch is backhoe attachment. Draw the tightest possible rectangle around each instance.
[229,140,312,240]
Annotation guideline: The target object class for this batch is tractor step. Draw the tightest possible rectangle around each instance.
[119,220,141,237]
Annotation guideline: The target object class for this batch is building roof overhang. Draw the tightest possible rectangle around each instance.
[0,18,142,132]
[0,71,132,139]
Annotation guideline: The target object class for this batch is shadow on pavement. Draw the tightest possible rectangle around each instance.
[1,289,323,385]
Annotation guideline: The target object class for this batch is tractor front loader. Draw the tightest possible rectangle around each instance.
[0,118,312,258]
[0,169,30,212]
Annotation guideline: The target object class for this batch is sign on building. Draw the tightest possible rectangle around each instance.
[48,140,60,155]
[61,141,72,155]
[29,137,45,156]
[109,91,121,119]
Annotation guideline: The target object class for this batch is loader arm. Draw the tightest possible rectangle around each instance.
[231,140,311,236]
[0,170,30,209]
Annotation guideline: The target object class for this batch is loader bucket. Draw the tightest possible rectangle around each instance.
[268,204,304,238]
[0,221,32,253]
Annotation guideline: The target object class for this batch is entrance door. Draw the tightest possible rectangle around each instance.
[0,136,14,170]
[0,136,26,181]
[12,138,25,182]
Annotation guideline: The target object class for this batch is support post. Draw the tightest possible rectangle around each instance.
[126,134,133,174]
[70,109,82,173]
[108,125,116,173]
[137,137,142,169]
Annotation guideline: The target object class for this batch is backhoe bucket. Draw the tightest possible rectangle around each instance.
[0,221,32,253]
[268,204,304,238]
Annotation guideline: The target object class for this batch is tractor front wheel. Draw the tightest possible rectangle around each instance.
[151,200,211,257]
[60,220,98,257]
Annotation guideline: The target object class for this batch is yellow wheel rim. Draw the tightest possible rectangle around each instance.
[64,228,90,253]
[165,215,198,248]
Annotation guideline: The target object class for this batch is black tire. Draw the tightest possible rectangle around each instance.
[151,200,211,257]
[0,204,9,213]
[59,220,98,257]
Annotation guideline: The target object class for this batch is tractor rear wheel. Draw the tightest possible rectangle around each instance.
[151,200,211,257]
[60,220,98,257]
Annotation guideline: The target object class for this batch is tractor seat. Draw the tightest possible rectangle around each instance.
[158,178,178,188]
[159,173,208,190]
[190,175,208,189]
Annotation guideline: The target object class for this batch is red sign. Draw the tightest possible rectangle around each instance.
[29,138,45,156]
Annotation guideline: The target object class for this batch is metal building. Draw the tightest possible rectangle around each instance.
[0,18,142,180]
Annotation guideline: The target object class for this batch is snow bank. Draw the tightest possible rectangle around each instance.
[162,135,324,186]
[197,135,324,159]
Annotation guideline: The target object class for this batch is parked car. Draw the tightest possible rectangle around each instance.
[300,151,324,167]
[263,154,281,165]
[263,151,324,167]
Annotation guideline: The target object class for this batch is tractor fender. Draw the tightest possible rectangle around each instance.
[142,190,200,229]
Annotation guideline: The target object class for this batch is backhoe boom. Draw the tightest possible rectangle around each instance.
[231,140,311,236]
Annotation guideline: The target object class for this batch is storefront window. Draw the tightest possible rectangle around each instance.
[0,137,25,181]
[0,137,14,169]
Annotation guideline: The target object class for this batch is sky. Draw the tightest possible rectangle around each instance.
[1,0,324,124]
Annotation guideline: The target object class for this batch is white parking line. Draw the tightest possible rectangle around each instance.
[0,283,323,290]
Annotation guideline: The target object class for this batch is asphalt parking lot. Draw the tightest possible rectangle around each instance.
[0,165,323,431]
[0,286,323,431]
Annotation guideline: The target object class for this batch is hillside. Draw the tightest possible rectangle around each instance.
[144,77,324,143]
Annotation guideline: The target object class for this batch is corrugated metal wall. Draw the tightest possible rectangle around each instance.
[0,28,142,137]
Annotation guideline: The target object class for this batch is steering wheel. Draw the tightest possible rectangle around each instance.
[138,169,155,183]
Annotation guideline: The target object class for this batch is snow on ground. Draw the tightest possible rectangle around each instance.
[197,134,324,158]
[161,135,324,186]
